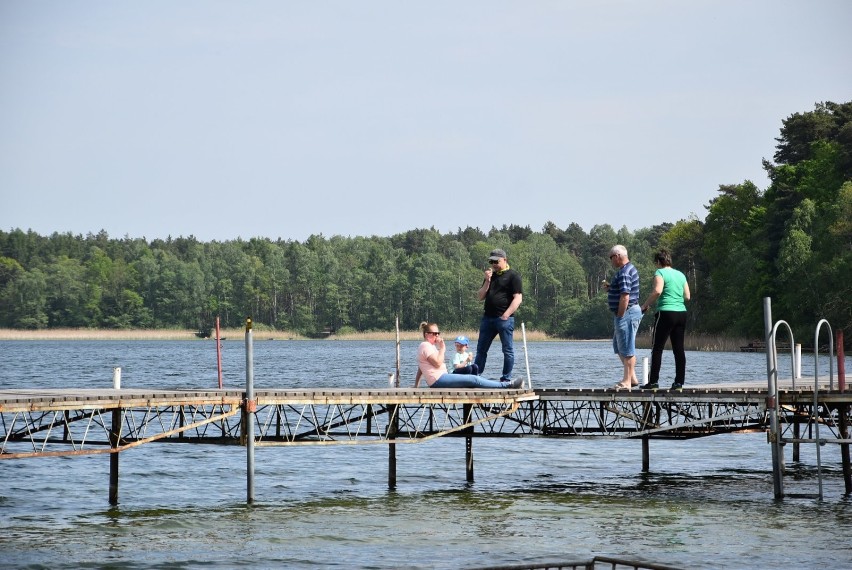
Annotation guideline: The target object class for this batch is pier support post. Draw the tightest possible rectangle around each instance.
[109,409,121,505]
[388,317,399,489]
[838,330,850,494]
[245,318,255,504]
[216,316,223,389]
[642,437,650,472]
[464,404,474,482]
[793,406,801,463]
[388,404,398,488]
[764,297,785,499]
[109,367,122,505]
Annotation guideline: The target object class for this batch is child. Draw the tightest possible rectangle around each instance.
[451,336,479,375]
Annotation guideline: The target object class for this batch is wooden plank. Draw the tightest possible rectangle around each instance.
[0,381,847,414]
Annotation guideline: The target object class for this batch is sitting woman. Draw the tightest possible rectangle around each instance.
[414,322,523,389]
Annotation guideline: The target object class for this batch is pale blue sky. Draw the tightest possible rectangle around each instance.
[1,1,850,242]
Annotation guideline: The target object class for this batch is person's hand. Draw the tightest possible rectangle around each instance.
[435,337,445,351]
[484,267,493,280]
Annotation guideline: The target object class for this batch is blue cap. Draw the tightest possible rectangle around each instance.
[454,336,469,346]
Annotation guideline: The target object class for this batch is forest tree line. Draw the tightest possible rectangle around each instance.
[1,101,850,342]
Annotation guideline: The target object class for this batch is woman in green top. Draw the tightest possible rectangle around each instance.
[640,249,691,390]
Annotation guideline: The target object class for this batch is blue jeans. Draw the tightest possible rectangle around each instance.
[474,316,515,380]
[612,305,643,358]
[431,373,509,389]
[453,363,479,375]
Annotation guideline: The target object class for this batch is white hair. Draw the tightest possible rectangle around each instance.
[609,244,628,257]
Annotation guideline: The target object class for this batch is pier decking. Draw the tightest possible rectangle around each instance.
[2,381,849,501]
[1,381,848,449]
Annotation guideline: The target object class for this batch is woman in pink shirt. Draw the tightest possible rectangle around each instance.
[414,322,523,389]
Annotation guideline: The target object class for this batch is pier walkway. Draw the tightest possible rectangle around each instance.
[1,381,848,452]
[2,380,850,502]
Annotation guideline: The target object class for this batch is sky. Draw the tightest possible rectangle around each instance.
[1,1,850,243]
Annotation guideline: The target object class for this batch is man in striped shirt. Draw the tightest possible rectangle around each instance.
[605,245,643,390]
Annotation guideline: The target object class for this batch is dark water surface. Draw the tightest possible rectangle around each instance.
[1,340,850,569]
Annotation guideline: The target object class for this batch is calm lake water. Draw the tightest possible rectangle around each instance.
[1,339,850,569]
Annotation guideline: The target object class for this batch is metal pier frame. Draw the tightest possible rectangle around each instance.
[0,386,846,448]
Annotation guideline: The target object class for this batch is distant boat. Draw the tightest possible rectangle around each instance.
[738,340,825,353]
[305,328,335,339]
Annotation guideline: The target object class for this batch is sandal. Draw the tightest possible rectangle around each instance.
[613,382,631,390]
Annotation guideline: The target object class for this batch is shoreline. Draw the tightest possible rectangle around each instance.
[0,328,557,342]
[0,329,752,351]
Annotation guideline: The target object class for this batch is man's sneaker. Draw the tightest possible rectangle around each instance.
[671,383,684,392]
[642,383,659,390]
[507,377,524,389]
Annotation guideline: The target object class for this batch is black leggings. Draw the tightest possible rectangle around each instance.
[649,310,687,384]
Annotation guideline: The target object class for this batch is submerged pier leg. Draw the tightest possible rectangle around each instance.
[245,318,255,504]
[108,367,122,505]
[841,406,851,495]
[764,297,785,499]
[464,404,474,482]
[793,408,801,462]
[388,403,398,488]
[838,330,850,494]
[109,408,121,505]
[640,401,652,472]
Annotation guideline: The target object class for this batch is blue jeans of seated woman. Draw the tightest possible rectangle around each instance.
[431,373,509,389]
[474,316,515,380]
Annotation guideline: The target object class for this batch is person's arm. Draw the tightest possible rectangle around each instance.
[617,292,629,318]
[641,274,664,312]
[477,268,492,301]
[501,293,522,320]
[425,339,445,367]
[414,368,422,388]
[683,280,691,302]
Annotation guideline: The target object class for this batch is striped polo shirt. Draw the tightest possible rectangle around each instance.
[608,262,640,313]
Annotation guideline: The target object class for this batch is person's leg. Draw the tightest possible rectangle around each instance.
[432,373,510,389]
[496,316,515,380]
[613,314,632,386]
[614,305,642,387]
[620,354,636,386]
[474,317,496,374]
[626,305,643,386]
[670,311,687,385]
[649,311,672,385]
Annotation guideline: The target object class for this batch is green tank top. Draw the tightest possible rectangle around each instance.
[655,267,688,312]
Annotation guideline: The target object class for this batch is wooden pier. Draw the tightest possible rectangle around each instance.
[2,381,850,501]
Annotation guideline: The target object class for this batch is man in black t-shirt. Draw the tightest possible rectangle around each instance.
[474,249,523,383]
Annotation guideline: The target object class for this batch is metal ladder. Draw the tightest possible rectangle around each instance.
[767,312,837,499]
